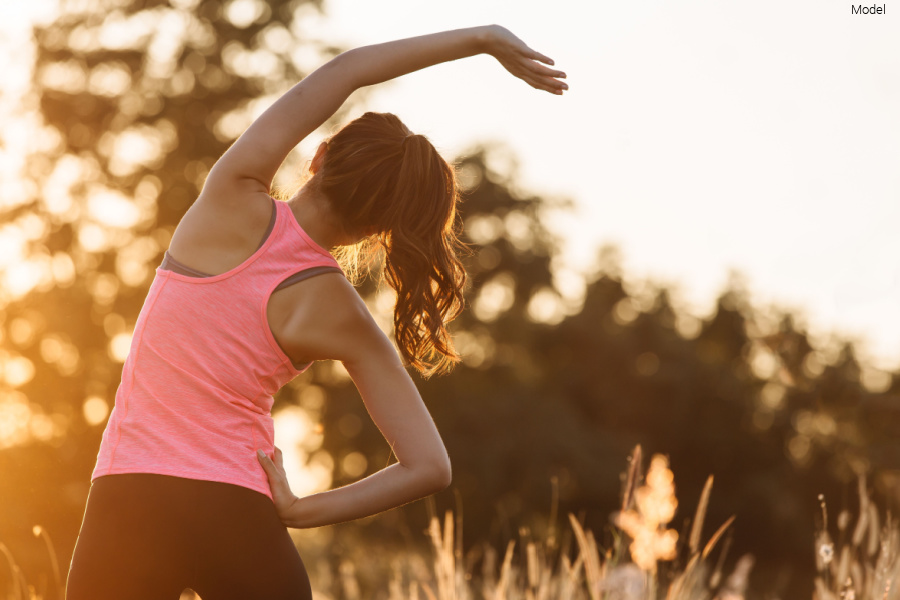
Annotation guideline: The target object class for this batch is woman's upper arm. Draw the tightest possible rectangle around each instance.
[345,327,451,482]
[292,276,451,483]
[202,54,356,199]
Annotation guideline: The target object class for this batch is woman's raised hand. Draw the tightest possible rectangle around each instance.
[482,25,568,95]
[256,446,299,524]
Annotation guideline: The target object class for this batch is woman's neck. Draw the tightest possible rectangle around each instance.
[287,184,350,250]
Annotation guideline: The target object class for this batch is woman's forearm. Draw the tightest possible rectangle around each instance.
[336,26,493,89]
[283,460,450,529]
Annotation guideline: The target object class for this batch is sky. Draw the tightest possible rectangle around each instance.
[0,0,898,371]
[293,0,900,371]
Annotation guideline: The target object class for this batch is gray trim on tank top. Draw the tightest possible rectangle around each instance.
[157,196,343,370]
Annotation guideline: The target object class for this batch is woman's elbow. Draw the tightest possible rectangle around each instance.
[423,456,452,493]
[436,457,453,490]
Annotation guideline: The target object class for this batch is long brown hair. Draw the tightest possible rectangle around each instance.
[314,111,467,378]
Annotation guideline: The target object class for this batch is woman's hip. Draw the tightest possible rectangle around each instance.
[67,473,311,600]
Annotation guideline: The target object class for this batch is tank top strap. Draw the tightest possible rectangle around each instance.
[271,198,345,275]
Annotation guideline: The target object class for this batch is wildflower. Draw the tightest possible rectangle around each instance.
[614,454,680,572]
[814,529,835,571]
[818,542,834,564]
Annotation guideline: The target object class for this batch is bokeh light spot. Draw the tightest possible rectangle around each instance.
[759,382,786,410]
[474,272,515,322]
[465,215,503,245]
[5,356,35,387]
[613,298,639,325]
[635,352,660,377]
[527,287,565,325]
[82,396,109,426]
[224,0,268,28]
[109,332,133,363]
[341,451,367,478]
[860,367,892,393]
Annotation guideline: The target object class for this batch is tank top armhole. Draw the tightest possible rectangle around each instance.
[267,265,345,371]
[273,265,345,293]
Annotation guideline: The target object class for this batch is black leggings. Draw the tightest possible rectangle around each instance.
[65,473,312,600]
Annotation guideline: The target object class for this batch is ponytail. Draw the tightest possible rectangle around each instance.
[317,112,468,377]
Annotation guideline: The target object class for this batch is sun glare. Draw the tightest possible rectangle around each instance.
[273,406,332,498]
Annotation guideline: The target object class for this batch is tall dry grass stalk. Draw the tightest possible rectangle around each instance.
[366,445,750,600]
[30,527,62,600]
[0,524,64,600]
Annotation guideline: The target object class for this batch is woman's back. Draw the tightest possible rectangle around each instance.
[91,196,344,500]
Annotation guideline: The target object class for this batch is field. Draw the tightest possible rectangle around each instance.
[2,446,894,600]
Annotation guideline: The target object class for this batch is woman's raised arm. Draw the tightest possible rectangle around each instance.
[203,25,566,197]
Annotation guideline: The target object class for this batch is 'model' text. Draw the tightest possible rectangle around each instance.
[851,4,886,13]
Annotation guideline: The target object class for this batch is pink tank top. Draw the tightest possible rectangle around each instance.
[91,197,344,501]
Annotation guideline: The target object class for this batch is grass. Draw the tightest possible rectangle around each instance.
[322,445,748,600]
[3,446,895,599]
[812,473,900,599]
[1,526,64,600]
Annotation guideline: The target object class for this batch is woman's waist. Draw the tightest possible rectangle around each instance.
[113,384,275,428]
[91,468,274,503]
[100,402,274,467]
[106,404,273,448]
[123,358,280,413]
[93,428,274,496]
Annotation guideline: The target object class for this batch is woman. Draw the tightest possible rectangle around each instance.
[66,24,566,599]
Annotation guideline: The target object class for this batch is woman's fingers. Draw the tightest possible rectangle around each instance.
[521,59,567,86]
[528,49,554,65]
[503,53,567,94]
[257,449,282,480]
[519,70,566,94]
[514,51,563,76]
[256,449,297,522]
[500,57,562,90]
[528,62,566,80]
[257,449,271,470]
[487,26,567,95]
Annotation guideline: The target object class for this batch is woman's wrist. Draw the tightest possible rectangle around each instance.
[472,24,499,55]
[281,495,309,529]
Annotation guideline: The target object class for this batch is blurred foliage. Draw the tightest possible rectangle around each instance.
[1,1,900,599]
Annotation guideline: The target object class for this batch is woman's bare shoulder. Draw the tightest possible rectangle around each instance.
[277,273,389,364]
[167,189,273,274]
